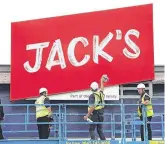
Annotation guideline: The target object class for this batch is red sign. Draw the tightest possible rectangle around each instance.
[11,4,154,100]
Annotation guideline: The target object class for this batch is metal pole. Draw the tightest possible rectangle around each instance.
[26,105,29,131]
[149,81,153,97]
[142,105,149,144]
[58,105,61,142]
[64,105,67,140]
[121,99,126,144]
[112,114,115,140]
[120,85,124,98]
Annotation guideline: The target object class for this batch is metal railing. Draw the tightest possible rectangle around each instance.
[0,103,164,144]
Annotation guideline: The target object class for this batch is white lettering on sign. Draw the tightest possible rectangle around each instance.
[46,39,66,70]
[23,30,141,73]
[68,37,90,67]
[93,32,114,64]
[123,29,140,59]
[24,42,49,73]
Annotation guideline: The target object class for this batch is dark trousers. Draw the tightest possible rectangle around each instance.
[0,123,4,140]
[37,116,50,139]
[89,110,106,140]
[140,116,152,141]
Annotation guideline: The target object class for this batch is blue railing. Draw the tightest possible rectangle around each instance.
[0,103,164,144]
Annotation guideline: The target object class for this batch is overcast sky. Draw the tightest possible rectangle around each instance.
[0,0,164,65]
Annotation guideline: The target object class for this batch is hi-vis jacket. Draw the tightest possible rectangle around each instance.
[88,91,105,111]
[35,96,50,119]
[138,93,154,117]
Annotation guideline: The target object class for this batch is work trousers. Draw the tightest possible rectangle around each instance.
[140,116,152,141]
[37,116,50,139]
[0,122,4,140]
[89,110,106,140]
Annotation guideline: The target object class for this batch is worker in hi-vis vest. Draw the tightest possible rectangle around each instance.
[84,75,108,140]
[137,83,154,141]
[35,88,53,139]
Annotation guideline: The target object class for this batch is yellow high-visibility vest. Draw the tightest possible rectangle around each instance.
[138,93,154,117]
[35,96,50,119]
[88,91,105,111]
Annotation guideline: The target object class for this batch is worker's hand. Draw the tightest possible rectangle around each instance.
[101,74,108,82]
[83,115,88,121]
[48,116,54,122]
[49,117,54,122]
[140,102,146,106]
[142,101,148,105]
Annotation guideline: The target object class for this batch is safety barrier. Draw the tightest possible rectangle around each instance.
[0,103,164,144]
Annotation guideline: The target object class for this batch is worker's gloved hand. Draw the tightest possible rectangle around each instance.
[49,116,54,122]
[49,116,54,128]
[102,74,109,82]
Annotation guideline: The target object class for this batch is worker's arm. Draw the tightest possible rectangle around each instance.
[44,97,52,116]
[84,94,95,120]
[47,107,52,115]
[85,106,95,118]
[142,95,151,105]
[100,75,104,91]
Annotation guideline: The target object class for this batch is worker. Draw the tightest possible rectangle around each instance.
[84,75,108,140]
[137,83,154,141]
[0,99,4,140]
[35,88,53,139]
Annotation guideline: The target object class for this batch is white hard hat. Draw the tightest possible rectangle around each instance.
[39,88,48,94]
[90,82,99,90]
[137,83,145,89]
